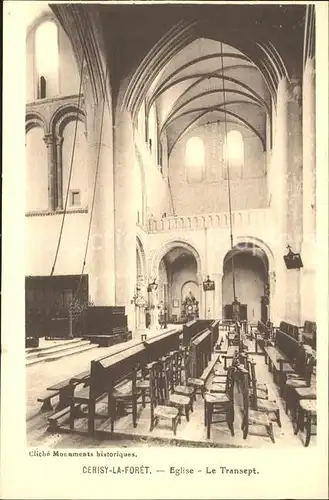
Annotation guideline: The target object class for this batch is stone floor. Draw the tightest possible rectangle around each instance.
[26,330,316,449]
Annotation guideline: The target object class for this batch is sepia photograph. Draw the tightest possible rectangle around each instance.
[2,1,328,499]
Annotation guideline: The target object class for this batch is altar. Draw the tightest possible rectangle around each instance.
[181,291,199,322]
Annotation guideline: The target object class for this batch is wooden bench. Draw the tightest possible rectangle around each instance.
[47,328,182,434]
[41,339,144,412]
[222,346,238,370]
[188,328,213,379]
[46,370,90,411]
[263,344,294,392]
[37,391,60,412]
[300,320,316,349]
[255,320,272,353]
[182,319,212,347]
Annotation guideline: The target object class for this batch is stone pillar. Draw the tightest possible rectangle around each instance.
[86,98,115,306]
[136,275,147,330]
[197,273,204,319]
[301,58,316,322]
[43,133,56,211]
[268,271,276,321]
[114,109,136,331]
[285,79,303,324]
[302,59,316,239]
[55,136,63,210]
[213,272,223,319]
[272,78,289,324]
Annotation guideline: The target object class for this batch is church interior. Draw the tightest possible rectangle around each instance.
[24,2,318,449]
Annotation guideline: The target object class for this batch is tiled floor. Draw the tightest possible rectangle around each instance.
[26,330,316,449]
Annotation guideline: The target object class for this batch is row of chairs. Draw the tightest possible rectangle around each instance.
[282,346,316,446]
[107,346,205,436]
[204,349,282,443]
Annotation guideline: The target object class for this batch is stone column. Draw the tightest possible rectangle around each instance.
[301,58,316,322]
[86,97,115,307]
[197,273,204,319]
[213,272,223,319]
[43,133,56,211]
[114,109,136,331]
[136,275,147,330]
[55,136,63,210]
[285,78,303,324]
[267,271,277,323]
[272,78,289,324]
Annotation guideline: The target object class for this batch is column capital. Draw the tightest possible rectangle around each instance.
[288,79,302,107]
[55,135,63,146]
[43,133,54,147]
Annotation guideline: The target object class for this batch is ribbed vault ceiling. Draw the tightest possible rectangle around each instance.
[145,38,270,152]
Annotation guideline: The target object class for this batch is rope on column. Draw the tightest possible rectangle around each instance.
[220,42,237,302]
[50,51,85,276]
[75,64,110,297]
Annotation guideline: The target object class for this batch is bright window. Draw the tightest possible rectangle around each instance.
[185,137,205,183]
[35,21,59,98]
[224,130,244,167]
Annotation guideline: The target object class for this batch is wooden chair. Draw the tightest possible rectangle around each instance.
[237,366,275,443]
[109,365,142,432]
[136,361,157,408]
[284,351,315,417]
[159,355,193,421]
[183,347,206,398]
[204,365,235,439]
[248,358,281,428]
[149,362,180,435]
[294,399,316,447]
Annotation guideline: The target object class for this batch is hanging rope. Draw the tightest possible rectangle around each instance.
[220,42,237,301]
[50,52,85,276]
[167,176,176,216]
[74,64,109,299]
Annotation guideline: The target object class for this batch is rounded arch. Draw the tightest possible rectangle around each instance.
[26,12,60,40]
[25,111,47,133]
[50,104,86,137]
[232,236,275,273]
[181,279,199,301]
[150,239,203,278]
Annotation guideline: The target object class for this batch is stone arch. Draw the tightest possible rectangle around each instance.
[50,104,86,137]
[25,111,47,133]
[150,239,203,278]
[221,236,275,323]
[26,12,60,40]
[233,235,275,273]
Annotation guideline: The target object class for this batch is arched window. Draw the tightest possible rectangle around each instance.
[185,137,205,183]
[223,130,244,179]
[35,21,59,99]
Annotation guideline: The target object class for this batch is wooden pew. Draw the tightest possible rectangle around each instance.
[188,328,212,379]
[265,327,315,394]
[41,340,143,412]
[255,320,271,353]
[300,321,316,349]
[182,319,212,347]
[210,320,219,351]
[48,328,181,434]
